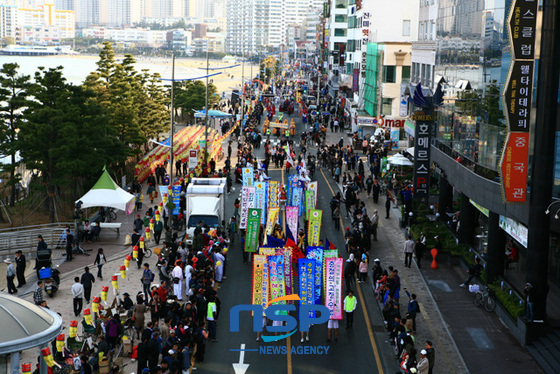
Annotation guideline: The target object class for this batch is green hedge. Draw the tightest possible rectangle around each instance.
[489,281,525,319]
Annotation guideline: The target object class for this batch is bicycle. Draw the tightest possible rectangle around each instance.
[474,286,496,312]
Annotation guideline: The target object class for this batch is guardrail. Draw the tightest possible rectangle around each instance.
[0,222,74,260]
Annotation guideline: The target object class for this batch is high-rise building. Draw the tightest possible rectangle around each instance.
[16,1,75,42]
[77,0,100,28]
[151,0,183,19]
[0,3,18,40]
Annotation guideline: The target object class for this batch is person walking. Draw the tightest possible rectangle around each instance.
[154,219,164,245]
[93,248,106,279]
[371,210,379,241]
[33,280,45,306]
[415,238,426,269]
[385,193,392,219]
[142,263,155,303]
[80,266,95,303]
[404,288,420,332]
[72,277,84,317]
[65,228,73,261]
[15,250,26,288]
[344,254,357,291]
[332,205,341,231]
[459,257,483,288]
[207,295,218,342]
[404,235,415,268]
[343,290,357,329]
[172,261,184,301]
[327,317,339,343]
[4,259,17,294]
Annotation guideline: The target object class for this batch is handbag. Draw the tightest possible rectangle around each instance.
[173,277,180,284]
[124,234,132,245]
[131,313,136,322]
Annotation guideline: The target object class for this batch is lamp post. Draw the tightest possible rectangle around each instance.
[170,53,175,184]
[205,39,209,163]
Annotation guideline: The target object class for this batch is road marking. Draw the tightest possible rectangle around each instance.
[232,343,250,374]
[319,168,384,374]
[282,167,293,374]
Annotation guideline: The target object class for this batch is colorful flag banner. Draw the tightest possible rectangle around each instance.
[287,174,296,206]
[323,250,339,258]
[245,208,261,252]
[307,209,323,246]
[286,206,299,241]
[268,181,280,208]
[172,185,181,215]
[324,257,344,320]
[282,248,293,298]
[293,187,303,217]
[242,167,254,186]
[268,255,286,302]
[239,186,256,229]
[307,246,324,306]
[304,190,316,220]
[308,181,318,205]
[252,255,269,310]
[259,247,276,256]
[255,182,268,225]
[265,207,280,238]
[298,259,316,313]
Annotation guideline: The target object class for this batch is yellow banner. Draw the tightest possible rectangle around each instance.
[252,255,269,310]
[265,207,280,237]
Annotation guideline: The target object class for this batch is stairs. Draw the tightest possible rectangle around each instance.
[526,329,560,374]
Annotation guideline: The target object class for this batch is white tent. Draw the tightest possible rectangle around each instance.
[76,169,135,214]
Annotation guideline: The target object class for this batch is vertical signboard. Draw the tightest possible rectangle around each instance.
[499,0,538,203]
[412,111,433,199]
[244,208,261,252]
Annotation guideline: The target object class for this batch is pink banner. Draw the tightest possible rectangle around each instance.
[324,257,343,320]
[286,206,299,238]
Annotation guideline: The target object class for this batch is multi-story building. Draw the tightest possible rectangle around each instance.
[191,32,225,53]
[0,3,18,40]
[82,27,167,45]
[16,1,75,42]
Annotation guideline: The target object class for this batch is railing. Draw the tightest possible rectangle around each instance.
[434,140,500,182]
[0,222,74,259]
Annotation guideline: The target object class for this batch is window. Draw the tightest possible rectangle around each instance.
[381,98,393,115]
[383,65,396,83]
[402,20,411,36]
[335,15,347,23]
[335,0,347,9]
[348,16,357,28]
[334,28,347,37]
[402,66,411,83]
[347,63,353,75]
[347,39,356,52]
[349,0,356,4]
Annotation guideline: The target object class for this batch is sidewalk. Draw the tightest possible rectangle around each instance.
[318,127,541,373]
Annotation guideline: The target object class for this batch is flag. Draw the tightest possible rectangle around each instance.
[285,223,305,262]
[264,235,286,248]
[286,148,294,169]
[325,238,336,250]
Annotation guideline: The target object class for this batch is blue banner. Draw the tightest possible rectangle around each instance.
[287,174,296,206]
[307,247,324,305]
[172,185,181,215]
[298,259,315,316]
[269,255,286,306]
[292,187,303,217]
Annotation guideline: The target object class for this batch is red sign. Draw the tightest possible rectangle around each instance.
[500,132,529,202]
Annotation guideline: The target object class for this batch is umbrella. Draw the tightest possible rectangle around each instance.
[388,157,413,166]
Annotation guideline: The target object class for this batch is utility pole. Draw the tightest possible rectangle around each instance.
[170,53,175,184]
[240,18,245,136]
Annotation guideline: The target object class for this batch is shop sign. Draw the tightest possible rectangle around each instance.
[413,119,432,198]
[500,132,529,202]
[362,12,370,47]
[357,116,374,125]
[373,117,406,128]
[411,111,434,121]
[503,60,534,132]
[352,68,359,92]
[404,120,415,137]
[499,215,528,248]
[508,0,538,60]
[469,199,489,217]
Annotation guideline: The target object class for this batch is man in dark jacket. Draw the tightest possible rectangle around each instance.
[80,266,95,303]
[137,336,150,373]
[15,250,26,288]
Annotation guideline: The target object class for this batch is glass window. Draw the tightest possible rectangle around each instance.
[403,20,411,36]
[334,29,347,37]
[335,0,347,9]
[402,66,411,83]
[347,63,353,75]
[348,16,357,28]
[381,98,393,115]
[383,65,396,83]
[335,15,347,23]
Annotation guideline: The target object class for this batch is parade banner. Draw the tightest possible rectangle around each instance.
[255,182,268,224]
[304,190,316,220]
[172,185,181,215]
[307,209,323,246]
[286,206,299,240]
[239,186,256,229]
[323,250,339,258]
[259,247,276,256]
[265,207,280,237]
[324,257,343,320]
[307,246,324,306]
[268,255,286,302]
[293,187,303,217]
[282,248,293,298]
[308,181,318,205]
[287,174,296,206]
[298,259,316,314]
[245,209,261,252]
[242,167,254,187]
[268,181,280,208]
[252,255,269,310]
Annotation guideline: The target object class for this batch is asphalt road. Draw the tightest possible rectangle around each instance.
[199,113,396,374]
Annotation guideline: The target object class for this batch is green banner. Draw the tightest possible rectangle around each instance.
[305,190,316,220]
[307,209,323,246]
[245,208,262,252]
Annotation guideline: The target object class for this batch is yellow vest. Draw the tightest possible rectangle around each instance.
[344,296,356,312]
[207,301,216,320]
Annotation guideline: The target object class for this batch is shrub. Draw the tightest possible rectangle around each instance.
[489,281,525,320]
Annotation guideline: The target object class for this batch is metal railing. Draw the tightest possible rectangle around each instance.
[0,222,74,259]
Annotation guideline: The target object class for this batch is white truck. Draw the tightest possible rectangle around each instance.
[185,178,226,247]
